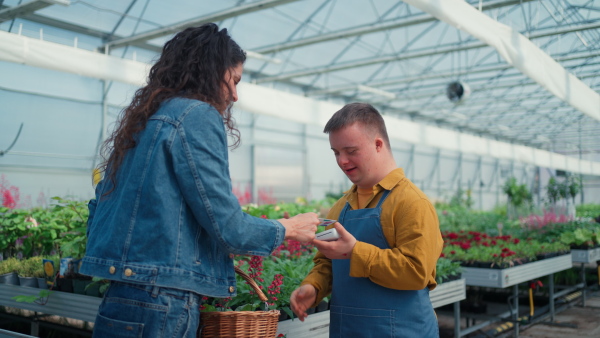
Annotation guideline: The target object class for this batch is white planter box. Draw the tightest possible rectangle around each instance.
[430,278,466,308]
[571,247,600,263]
[462,254,572,288]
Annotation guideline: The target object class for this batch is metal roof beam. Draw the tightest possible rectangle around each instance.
[0,0,69,23]
[103,0,301,50]
[256,21,600,83]
[306,49,600,96]
[254,0,536,54]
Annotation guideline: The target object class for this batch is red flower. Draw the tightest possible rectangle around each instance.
[440,253,445,258]
[447,232,459,239]
[512,238,520,244]
[460,242,471,250]
[450,250,456,255]
[502,247,510,252]
[482,242,490,247]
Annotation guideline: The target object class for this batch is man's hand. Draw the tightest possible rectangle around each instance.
[290,284,317,322]
[312,222,357,259]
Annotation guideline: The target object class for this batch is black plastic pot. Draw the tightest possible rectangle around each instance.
[0,272,20,285]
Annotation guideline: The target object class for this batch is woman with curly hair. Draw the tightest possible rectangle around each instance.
[81,23,318,337]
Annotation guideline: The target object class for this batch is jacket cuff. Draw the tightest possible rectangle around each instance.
[269,219,286,251]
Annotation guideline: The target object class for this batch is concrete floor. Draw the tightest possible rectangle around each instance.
[438,289,600,337]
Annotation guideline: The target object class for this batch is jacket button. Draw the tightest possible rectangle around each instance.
[109,266,116,274]
[229,286,235,293]
[124,268,133,277]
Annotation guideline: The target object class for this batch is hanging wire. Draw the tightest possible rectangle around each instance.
[0,123,24,156]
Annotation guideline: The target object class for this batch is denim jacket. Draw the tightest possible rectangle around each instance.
[80,97,285,298]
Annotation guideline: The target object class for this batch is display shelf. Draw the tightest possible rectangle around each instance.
[0,284,101,323]
[459,254,573,338]
[571,247,600,263]
[462,254,572,288]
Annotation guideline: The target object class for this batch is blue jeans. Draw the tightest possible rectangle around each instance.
[93,282,201,338]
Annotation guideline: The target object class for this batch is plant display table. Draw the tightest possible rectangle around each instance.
[460,254,572,338]
[1,279,467,337]
[571,247,600,264]
[276,279,466,338]
[571,247,600,306]
[0,284,101,336]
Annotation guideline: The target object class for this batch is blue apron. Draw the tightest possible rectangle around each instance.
[329,189,439,338]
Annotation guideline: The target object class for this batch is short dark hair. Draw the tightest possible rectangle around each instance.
[323,102,391,148]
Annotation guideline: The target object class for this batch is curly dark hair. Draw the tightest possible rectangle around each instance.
[98,23,246,190]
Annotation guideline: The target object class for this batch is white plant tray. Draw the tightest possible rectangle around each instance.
[571,247,600,263]
[461,254,572,288]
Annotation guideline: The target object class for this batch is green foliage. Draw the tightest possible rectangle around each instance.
[51,197,89,259]
[0,197,88,259]
[202,253,315,318]
[449,186,474,209]
[242,202,317,220]
[17,256,46,278]
[11,290,52,305]
[90,277,110,295]
[559,228,600,248]
[576,204,600,219]
[517,219,600,249]
[546,176,581,205]
[503,177,532,208]
[435,258,462,284]
[436,202,509,233]
[0,257,20,274]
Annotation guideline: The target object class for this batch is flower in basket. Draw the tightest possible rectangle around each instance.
[201,252,315,320]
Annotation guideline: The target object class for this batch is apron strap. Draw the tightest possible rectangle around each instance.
[375,189,392,208]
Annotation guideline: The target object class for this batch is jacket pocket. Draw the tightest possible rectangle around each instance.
[94,314,144,338]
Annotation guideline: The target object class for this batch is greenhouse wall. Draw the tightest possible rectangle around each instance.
[2,55,600,210]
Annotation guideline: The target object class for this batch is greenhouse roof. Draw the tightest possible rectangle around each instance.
[1,0,599,161]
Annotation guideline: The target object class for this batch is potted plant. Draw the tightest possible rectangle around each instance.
[0,257,20,285]
[503,177,532,219]
[17,256,44,288]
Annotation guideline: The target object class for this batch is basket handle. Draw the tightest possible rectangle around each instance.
[234,265,268,303]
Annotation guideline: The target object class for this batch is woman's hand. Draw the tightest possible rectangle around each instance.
[279,212,319,243]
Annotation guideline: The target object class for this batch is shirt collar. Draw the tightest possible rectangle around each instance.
[344,168,406,194]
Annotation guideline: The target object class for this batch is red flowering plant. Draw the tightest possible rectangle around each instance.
[200,253,315,319]
[441,231,569,269]
[200,203,321,317]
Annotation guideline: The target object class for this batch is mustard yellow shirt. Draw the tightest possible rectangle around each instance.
[302,168,443,306]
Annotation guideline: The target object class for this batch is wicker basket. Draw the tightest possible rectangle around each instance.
[199,266,280,338]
